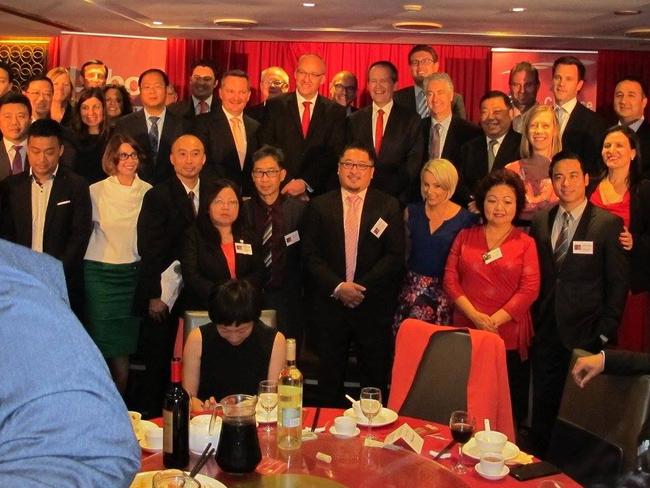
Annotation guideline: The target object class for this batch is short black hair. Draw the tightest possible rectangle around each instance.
[615,75,648,98]
[0,92,32,117]
[252,144,285,169]
[220,69,249,85]
[81,59,108,79]
[474,168,526,221]
[208,279,261,326]
[408,44,439,64]
[602,125,642,191]
[191,59,218,79]
[480,90,513,109]
[549,150,587,177]
[552,56,586,81]
[196,178,244,242]
[340,142,375,165]
[0,61,14,83]
[367,60,398,84]
[23,75,53,92]
[28,118,63,144]
[138,68,169,87]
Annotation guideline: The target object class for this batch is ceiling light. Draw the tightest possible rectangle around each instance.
[302,2,316,7]
[212,18,258,28]
[403,4,422,11]
[625,28,650,38]
[152,20,163,25]
[393,21,442,31]
[615,9,641,15]
[509,7,526,13]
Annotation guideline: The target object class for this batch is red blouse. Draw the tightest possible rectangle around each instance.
[589,185,630,228]
[221,242,236,279]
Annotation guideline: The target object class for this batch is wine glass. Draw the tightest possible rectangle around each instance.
[360,387,382,439]
[258,380,278,432]
[449,410,475,474]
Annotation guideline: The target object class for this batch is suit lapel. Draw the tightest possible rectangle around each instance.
[307,96,326,139]
[286,94,303,138]
[170,176,195,224]
[561,202,593,270]
[43,171,64,238]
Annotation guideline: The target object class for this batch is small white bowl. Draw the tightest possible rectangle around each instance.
[474,430,507,455]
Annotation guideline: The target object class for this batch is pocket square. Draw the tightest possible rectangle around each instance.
[56,200,71,206]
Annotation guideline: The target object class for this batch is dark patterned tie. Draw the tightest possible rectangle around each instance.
[11,145,23,174]
[487,139,498,172]
[149,116,160,161]
[430,123,442,159]
[262,207,272,268]
[188,190,197,217]
[553,212,571,267]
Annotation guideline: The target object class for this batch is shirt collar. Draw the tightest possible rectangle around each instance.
[30,164,58,182]
[193,95,213,109]
[341,186,368,203]
[485,132,508,146]
[180,178,200,194]
[432,113,452,129]
[373,100,393,117]
[559,197,588,221]
[296,91,318,106]
[621,117,645,132]
[143,107,166,122]
[3,137,27,154]
[222,105,244,121]
[556,97,578,115]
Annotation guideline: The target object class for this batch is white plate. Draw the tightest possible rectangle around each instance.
[130,471,227,488]
[329,425,360,439]
[133,419,158,442]
[138,438,162,454]
[475,462,510,480]
[462,438,520,461]
[343,407,398,427]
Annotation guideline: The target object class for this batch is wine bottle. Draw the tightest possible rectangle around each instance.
[162,357,190,468]
[277,338,303,450]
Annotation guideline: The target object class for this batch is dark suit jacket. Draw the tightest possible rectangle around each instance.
[458,128,522,205]
[530,202,629,350]
[245,102,266,123]
[604,350,650,375]
[192,107,259,197]
[634,119,650,179]
[421,116,482,168]
[629,180,650,293]
[393,86,466,120]
[258,92,347,195]
[168,97,219,122]
[562,102,607,176]
[302,188,404,315]
[180,217,264,310]
[135,175,218,311]
[347,104,423,206]
[0,142,28,181]
[115,109,186,185]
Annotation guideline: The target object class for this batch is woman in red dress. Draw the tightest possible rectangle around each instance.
[590,126,650,352]
[444,169,540,427]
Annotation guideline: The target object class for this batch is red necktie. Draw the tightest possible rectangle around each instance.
[198,100,208,114]
[301,101,312,138]
[11,145,23,174]
[375,109,384,155]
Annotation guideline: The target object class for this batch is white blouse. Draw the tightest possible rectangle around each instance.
[84,175,152,264]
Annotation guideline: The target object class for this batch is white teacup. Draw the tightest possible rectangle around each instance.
[334,416,356,436]
[475,430,507,455]
[479,452,505,476]
[145,426,163,449]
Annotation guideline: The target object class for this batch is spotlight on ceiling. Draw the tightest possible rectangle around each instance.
[393,21,442,31]
[212,18,258,28]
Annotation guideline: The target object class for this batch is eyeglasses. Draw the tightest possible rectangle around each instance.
[26,91,53,98]
[252,169,282,179]
[264,80,287,88]
[191,75,215,83]
[296,69,324,79]
[118,152,139,161]
[212,199,239,208]
[334,83,357,93]
[339,160,373,171]
[409,58,436,67]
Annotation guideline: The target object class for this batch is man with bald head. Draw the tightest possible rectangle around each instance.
[246,66,290,122]
[135,133,217,417]
[329,70,358,116]
[259,53,346,197]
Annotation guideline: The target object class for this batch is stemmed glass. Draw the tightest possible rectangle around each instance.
[449,410,475,474]
[360,387,382,439]
[258,380,278,432]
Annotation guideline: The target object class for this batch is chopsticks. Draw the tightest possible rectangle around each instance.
[189,442,215,478]
[311,407,321,432]
[433,440,456,460]
[208,403,220,436]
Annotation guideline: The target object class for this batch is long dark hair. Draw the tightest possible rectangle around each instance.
[103,83,133,118]
[602,125,642,193]
[73,87,108,138]
[196,178,244,244]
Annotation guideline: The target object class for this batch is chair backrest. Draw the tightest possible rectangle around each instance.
[399,329,471,423]
[183,309,277,341]
[547,349,650,484]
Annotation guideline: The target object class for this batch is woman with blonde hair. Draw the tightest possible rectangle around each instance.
[392,158,477,333]
[46,67,74,126]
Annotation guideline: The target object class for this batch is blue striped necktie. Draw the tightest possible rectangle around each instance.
[553,212,571,267]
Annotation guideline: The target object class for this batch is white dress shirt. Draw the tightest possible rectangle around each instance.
[30,166,58,253]
[3,138,27,172]
[372,100,393,148]
[143,107,167,152]
[296,92,318,123]
[551,198,588,248]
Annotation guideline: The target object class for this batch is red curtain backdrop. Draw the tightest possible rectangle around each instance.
[165,40,491,122]
[46,36,60,70]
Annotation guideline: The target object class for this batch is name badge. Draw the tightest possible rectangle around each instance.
[235,242,253,255]
[573,241,593,254]
[371,218,388,238]
[482,247,503,264]
[284,230,300,246]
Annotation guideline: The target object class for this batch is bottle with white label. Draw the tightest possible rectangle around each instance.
[277,338,303,450]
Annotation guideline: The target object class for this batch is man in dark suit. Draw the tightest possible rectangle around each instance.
[458,90,521,207]
[552,56,607,176]
[529,150,629,456]
[245,66,290,123]
[302,143,405,405]
[613,75,650,178]
[168,59,219,122]
[115,69,186,185]
[329,70,358,116]
[421,72,481,168]
[0,119,91,319]
[0,93,31,181]
[0,61,13,97]
[193,70,259,197]
[258,54,346,197]
[241,145,307,343]
[393,44,466,120]
[135,133,216,417]
[347,61,422,206]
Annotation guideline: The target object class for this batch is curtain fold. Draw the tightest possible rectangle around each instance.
[46,36,60,71]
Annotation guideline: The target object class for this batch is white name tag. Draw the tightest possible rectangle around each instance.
[284,230,300,246]
[235,242,253,255]
[371,218,388,238]
[482,247,503,264]
[573,241,593,254]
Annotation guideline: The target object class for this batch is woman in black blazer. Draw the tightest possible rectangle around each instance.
[181,179,263,310]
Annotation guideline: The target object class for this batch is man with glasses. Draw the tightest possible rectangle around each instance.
[169,59,219,121]
[246,66,290,122]
[23,75,53,121]
[302,143,405,405]
[394,44,466,120]
[259,53,346,198]
[242,145,306,344]
[329,70,358,116]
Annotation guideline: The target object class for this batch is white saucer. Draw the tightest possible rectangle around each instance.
[133,419,158,442]
[343,407,398,427]
[131,471,227,488]
[475,462,510,480]
[329,425,360,439]
[139,438,162,454]
[463,438,520,461]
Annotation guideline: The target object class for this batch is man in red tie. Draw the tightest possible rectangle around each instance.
[347,61,423,206]
[168,59,218,122]
[0,93,30,181]
[259,53,346,198]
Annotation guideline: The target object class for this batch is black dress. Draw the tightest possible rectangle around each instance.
[197,320,276,401]
[74,134,107,184]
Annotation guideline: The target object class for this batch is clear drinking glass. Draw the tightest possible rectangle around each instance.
[258,380,278,432]
[152,469,200,488]
[449,410,475,474]
[360,387,382,439]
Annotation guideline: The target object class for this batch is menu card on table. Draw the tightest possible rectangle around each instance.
[383,423,424,454]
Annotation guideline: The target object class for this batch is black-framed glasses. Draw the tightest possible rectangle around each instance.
[409,58,435,67]
[118,152,139,161]
[339,160,373,171]
[252,169,281,179]
[334,83,357,93]
[296,69,324,79]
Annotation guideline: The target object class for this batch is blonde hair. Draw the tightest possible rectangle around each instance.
[46,66,70,82]
[520,104,562,159]
[420,158,458,200]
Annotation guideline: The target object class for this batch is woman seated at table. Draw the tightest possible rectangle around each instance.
[181,179,263,310]
[444,169,540,427]
[183,279,286,411]
[505,104,561,224]
[73,87,109,184]
[392,159,477,333]
[590,125,650,352]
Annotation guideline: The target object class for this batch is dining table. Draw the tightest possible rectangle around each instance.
[139,407,580,488]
